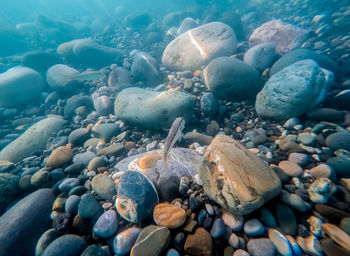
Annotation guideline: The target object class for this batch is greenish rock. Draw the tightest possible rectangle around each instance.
[0,66,44,107]
[0,173,21,214]
[81,245,109,256]
[35,229,60,256]
[91,174,116,201]
[88,157,107,172]
[0,116,66,163]
[84,138,102,148]
[98,143,124,157]
[63,95,94,120]
[46,64,79,92]
[131,52,161,86]
[31,170,50,187]
[327,157,350,178]
[78,193,103,219]
[41,234,87,256]
[114,87,194,130]
[270,49,339,76]
[255,59,334,120]
[203,57,261,101]
[91,123,120,142]
[0,189,56,256]
[275,204,297,236]
[131,225,170,256]
[21,50,59,73]
[243,43,276,73]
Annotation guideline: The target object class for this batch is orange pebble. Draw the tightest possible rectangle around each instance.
[194,70,201,76]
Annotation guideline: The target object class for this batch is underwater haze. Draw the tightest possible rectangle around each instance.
[0,0,350,255]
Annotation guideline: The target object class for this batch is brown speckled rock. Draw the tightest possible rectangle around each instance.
[199,135,281,215]
[184,227,213,256]
[323,223,350,251]
[278,161,303,177]
[153,203,187,229]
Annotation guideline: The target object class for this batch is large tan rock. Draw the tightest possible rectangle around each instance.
[199,134,281,215]
[162,22,236,71]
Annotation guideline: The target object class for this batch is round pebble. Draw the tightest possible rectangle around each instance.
[113,227,141,255]
[247,238,276,256]
[210,218,226,238]
[153,203,187,229]
[221,208,244,231]
[310,164,334,178]
[65,195,81,215]
[278,160,303,177]
[244,219,264,237]
[93,209,118,238]
[288,153,309,166]
[59,178,80,192]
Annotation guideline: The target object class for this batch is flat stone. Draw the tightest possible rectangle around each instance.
[244,219,264,237]
[130,225,170,256]
[78,193,103,219]
[184,227,213,256]
[320,238,350,256]
[314,204,350,223]
[98,143,124,157]
[199,135,281,215]
[153,203,187,229]
[278,161,303,177]
[306,108,345,121]
[244,43,276,73]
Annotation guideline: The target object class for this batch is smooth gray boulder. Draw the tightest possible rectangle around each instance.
[46,64,79,92]
[162,22,237,71]
[0,66,44,107]
[114,87,194,129]
[255,59,334,120]
[177,17,198,35]
[249,20,308,55]
[57,38,124,68]
[0,116,67,163]
[203,57,261,101]
[0,173,21,214]
[243,43,277,72]
[270,48,339,76]
[0,189,56,256]
[131,52,161,86]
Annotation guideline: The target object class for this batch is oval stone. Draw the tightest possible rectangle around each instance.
[153,203,187,229]
[93,209,118,238]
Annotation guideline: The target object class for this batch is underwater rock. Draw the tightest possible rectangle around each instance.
[270,49,339,76]
[203,57,261,101]
[91,173,116,201]
[0,66,44,107]
[177,17,198,35]
[21,50,59,72]
[41,234,87,256]
[255,59,334,120]
[131,52,161,86]
[243,43,277,72]
[47,145,73,169]
[123,11,152,29]
[116,170,159,223]
[63,95,94,120]
[93,95,114,115]
[114,87,194,129]
[0,189,56,256]
[113,227,141,255]
[114,148,202,188]
[199,134,281,215]
[57,38,124,68]
[108,66,132,90]
[249,20,308,55]
[0,116,66,163]
[162,22,237,71]
[46,64,79,92]
[0,173,21,214]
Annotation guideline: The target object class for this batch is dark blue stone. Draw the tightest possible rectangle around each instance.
[197,209,207,226]
[210,218,226,238]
